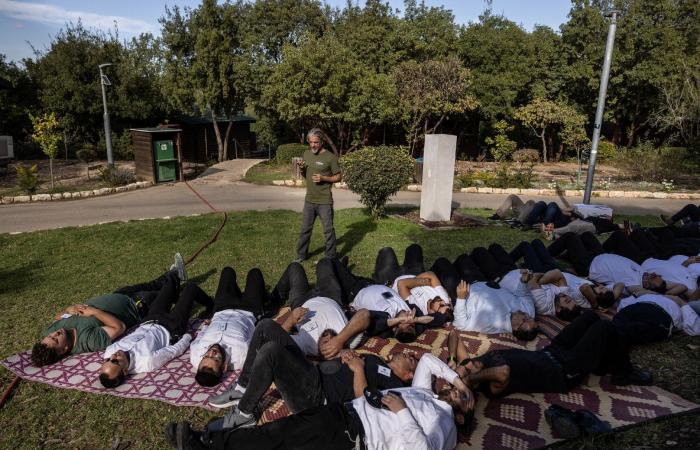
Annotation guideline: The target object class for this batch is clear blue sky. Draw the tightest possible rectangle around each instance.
[0,0,572,63]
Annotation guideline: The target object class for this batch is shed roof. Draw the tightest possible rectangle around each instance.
[130,127,182,133]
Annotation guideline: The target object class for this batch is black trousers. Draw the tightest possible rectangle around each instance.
[143,281,211,338]
[471,245,515,280]
[315,257,371,306]
[548,232,603,276]
[272,262,313,310]
[237,319,324,415]
[613,302,673,346]
[373,244,425,285]
[213,267,266,317]
[547,311,630,383]
[431,256,484,299]
[113,270,180,319]
[524,201,571,228]
[602,230,651,264]
[211,402,358,450]
[587,216,618,234]
[509,240,557,273]
[671,204,700,223]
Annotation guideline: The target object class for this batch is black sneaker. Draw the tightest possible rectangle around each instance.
[545,404,581,439]
[575,409,611,435]
[611,367,653,386]
[488,214,501,221]
[169,422,210,450]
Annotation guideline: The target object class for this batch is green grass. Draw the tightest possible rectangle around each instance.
[0,208,697,449]
[242,161,295,184]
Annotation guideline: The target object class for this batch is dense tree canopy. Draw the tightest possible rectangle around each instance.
[1,0,698,162]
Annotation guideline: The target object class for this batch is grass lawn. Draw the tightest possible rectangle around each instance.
[0,208,698,449]
[242,161,295,184]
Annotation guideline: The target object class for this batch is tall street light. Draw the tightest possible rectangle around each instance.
[99,63,114,167]
[583,10,619,204]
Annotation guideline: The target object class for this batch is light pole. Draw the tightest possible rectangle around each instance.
[583,10,619,204]
[99,63,114,168]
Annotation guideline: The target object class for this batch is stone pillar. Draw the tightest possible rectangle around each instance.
[420,134,456,221]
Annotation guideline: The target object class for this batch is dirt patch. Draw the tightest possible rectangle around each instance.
[392,210,488,230]
[0,159,135,188]
[455,160,624,184]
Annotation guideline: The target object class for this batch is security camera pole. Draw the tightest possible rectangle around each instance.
[99,63,114,168]
[583,10,619,204]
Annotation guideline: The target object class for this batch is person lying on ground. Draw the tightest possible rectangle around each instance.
[190,266,270,387]
[32,253,187,367]
[447,311,653,399]
[452,278,539,341]
[392,271,453,316]
[167,355,475,450]
[372,243,425,286]
[490,195,572,229]
[661,204,700,238]
[206,319,456,429]
[98,278,213,388]
[266,261,369,359]
[612,291,700,344]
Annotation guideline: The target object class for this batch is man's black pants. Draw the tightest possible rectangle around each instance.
[509,240,557,273]
[211,402,359,450]
[213,267,266,316]
[471,245,516,281]
[237,319,324,415]
[613,302,673,346]
[143,280,211,339]
[373,243,425,285]
[548,232,603,276]
[114,270,180,319]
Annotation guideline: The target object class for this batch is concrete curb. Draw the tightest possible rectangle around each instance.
[0,181,154,204]
[267,179,699,200]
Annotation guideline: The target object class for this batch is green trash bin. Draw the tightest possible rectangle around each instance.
[153,140,177,182]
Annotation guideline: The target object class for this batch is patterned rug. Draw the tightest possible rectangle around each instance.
[2,312,698,449]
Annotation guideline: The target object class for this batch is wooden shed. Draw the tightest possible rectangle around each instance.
[174,115,258,163]
[130,127,182,183]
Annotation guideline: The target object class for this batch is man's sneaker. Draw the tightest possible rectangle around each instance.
[544,404,581,439]
[488,213,501,221]
[174,252,187,282]
[222,406,256,430]
[659,214,675,226]
[208,384,245,408]
[574,409,611,435]
[611,367,653,386]
[164,422,209,450]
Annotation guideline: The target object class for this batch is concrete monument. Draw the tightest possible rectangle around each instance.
[419,134,456,221]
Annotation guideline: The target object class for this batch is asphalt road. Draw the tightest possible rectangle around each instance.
[0,181,688,234]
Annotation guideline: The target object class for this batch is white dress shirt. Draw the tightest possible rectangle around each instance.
[291,297,351,356]
[618,294,700,336]
[351,284,410,317]
[189,309,256,371]
[453,281,534,333]
[641,258,697,291]
[589,254,642,286]
[668,254,700,279]
[530,272,592,316]
[104,323,191,374]
[392,275,451,315]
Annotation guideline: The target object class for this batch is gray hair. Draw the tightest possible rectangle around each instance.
[306,128,325,142]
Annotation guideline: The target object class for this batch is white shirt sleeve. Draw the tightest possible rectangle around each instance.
[142,333,192,373]
[453,298,469,330]
[412,353,459,389]
[681,304,700,336]
[394,408,432,450]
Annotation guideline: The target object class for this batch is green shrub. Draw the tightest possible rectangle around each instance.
[15,163,40,195]
[456,169,495,187]
[512,149,540,164]
[98,166,136,186]
[274,143,307,166]
[342,146,414,219]
[595,139,617,161]
[98,130,134,160]
[485,121,517,162]
[613,141,688,182]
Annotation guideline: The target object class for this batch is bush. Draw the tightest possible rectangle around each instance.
[274,143,307,166]
[98,129,134,160]
[512,149,540,164]
[613,141,688,182]
[595,139,617,161]
[342,146,414,219]
[456,169,495,188]
[15,163,40,195]
[485,121,517,162]
[98,166,136,186]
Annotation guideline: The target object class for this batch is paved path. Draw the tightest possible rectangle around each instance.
[0,159,689,234]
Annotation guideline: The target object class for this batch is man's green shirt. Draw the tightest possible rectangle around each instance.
[303,149,340,205]
[42,293,140,354]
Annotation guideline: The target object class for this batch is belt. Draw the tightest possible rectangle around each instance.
[343,403,367,450]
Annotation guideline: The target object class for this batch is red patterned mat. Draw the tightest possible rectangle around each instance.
[2,311,697,449]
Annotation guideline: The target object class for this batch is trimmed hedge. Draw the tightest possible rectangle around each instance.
[274,143,307,166]
[342,146,414,219]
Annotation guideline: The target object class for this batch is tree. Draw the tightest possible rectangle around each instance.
[393,57,476,154]
[30,112,61,189]
[0,55,37,144]
[159,0,246,161]
[652,60,700,147]
[515,98,585,162]
[484,120,517,162]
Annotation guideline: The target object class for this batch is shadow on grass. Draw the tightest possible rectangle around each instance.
[188,269,217,285]
[336,216,378,256]
[0,262,42,295]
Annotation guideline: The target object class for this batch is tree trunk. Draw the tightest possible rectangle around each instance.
[540,129,548,163]
[63,130,69,160]
[49,158,54,190]
[210,110,224,162]
[318,129,339,156]
[222,120,234,160]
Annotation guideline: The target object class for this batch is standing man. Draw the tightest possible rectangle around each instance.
[295,128,342,263]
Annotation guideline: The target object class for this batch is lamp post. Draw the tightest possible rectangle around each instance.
[99,63,114,168]
[583,10,619,204]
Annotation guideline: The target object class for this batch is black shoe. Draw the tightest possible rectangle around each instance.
[545,404,581,439]
[611,367,653,386]
[175,422,209,450]
[488,214,501,221]
[165,422,178,449]
[575,410,611,435]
